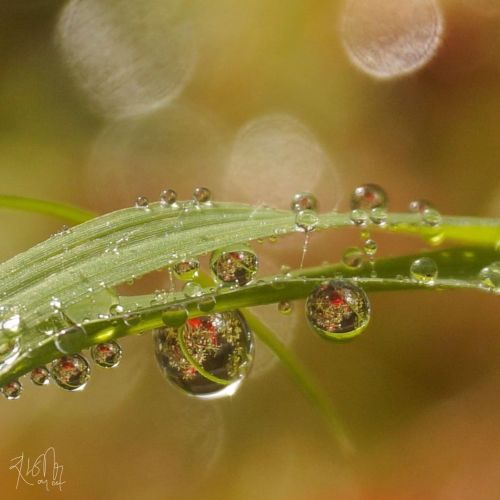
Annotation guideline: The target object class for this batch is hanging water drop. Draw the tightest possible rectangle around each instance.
[305,280,371,341]
[153,311,254,399]
[197,295,217,313]
[193,187,211,204]
[478,262,500,290]
[91,341,123,368]
[50,354,91,391]
[291,192,318,213]
[369,207,388,226]
[54,325,87,354]
[160,188,178,206]
[351,184,388,210]
[173,259,200,281]
[161,305,188,328]
[410,257,438,283]
[342,247,364,269]
[31,366,50,386]
[135,196,149,209]
[278,300,293,315]
[210,246,259,286]
[0,336,20,369]
[1,379,22,400]
[295,209,319,232]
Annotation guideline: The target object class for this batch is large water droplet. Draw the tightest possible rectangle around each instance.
[161,305,188,328]
[410,257,438,283]
[193,187,211,204]
[1,379,22,400]
[173,259,200,281]
[342,247,364,269]
[305,280,371,341]
[351,184,387,210]
[350,209,369,226]
[91,341,123,368]
[340,0,443,79]
[290,192,318,212]
[197,295,217,313]
[160,188,178,206]
[421,207,442,227]
[363,239,378,257]
[478,262,500,290]
[409,199,434,214]
[210,246,259,286]
[54,326,87,354]
[183,281,203,298]
[153,311,254,399]
[50,354,91,391]
[31,366,50,386]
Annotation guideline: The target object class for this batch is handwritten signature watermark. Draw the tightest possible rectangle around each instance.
[9,447,65,492]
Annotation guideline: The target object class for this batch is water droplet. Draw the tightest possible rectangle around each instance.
[410,257,438,283]
[135,196,149,209]
[31,366,50,386]
[0,337,21,368]
[162,305,188,328]
[305,280,371,341]
[124,313,141,327]
[369,207,388,225]
[409,199,434,214]
[160,188,178,206]
[91,341,122,368]
[197,295,217,313]
[363,239,378,256]
[193,187,211,204]
[351,184,387,210]
[183,281,203,298]
[153,311,254,399]
[173,259,200,281]
[0,305,23,338]
[295,209,319,232]
[350,209,369,226]
[50,354,91,391]
[210,246,259,286]
[422,208,442,227]
[1,379,22,400]
[478,262,500,290]
[291,192,318,213]
[54,325,87,354]
[342,247,364,269]
[340,0,443,79]
[278,301,293,315]
[109,303,125,316]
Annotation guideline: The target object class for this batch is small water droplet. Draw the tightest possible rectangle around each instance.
[280,264,292,275]
[421,207,442,227]
[409,199,434,214]
[0,305,23,337]
[369,207,388,225]
[351,184,387,210]
[295,209,319,232]
[162,305,188,328]
[342,247,364,268]
[210,246,259,286]
[0,337,21,368]
[135,196,149,209]
[124,313,141,327]
[410,257,438,283]
[91,341,122,368]
[50,354,91,391]
[478,262,500,290]
[183,281,203,298]
[31,366,50,386]
[54,326,87,354]
[109,303,125,316]
[173,259,200,281]
[1,379,22,399]
[363,239,378,256]
[160,188,178,206]
[193,187,211,204]
[278,300,293,315]
[350,209,369,226]
[306,280,371,341]
[290,192,318,212]
[197,295,217,313]
[153,311,254,399]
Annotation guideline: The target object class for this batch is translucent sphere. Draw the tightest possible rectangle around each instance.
[210,247,259,286]
[153,311,254,399]
[50,354,91,391]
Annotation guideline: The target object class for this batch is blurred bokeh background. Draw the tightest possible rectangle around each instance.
[0,0,499,498]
